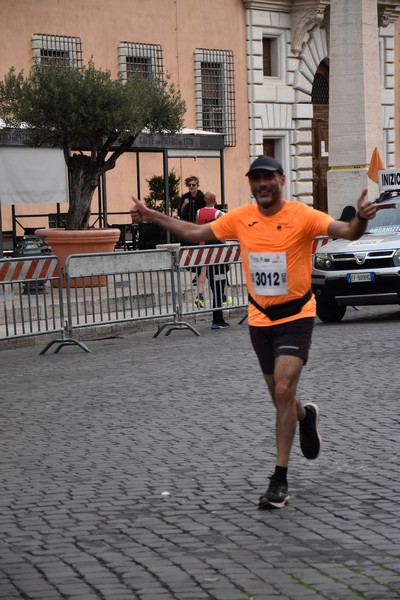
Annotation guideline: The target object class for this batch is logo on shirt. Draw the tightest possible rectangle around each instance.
[248,221,258,227]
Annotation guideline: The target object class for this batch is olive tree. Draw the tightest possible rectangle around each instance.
[0,61,186,229]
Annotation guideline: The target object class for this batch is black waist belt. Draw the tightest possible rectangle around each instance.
[248,289,312,321]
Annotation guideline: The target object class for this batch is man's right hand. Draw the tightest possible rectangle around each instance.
[130,196,150,223]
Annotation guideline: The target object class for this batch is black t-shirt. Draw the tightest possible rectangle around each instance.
[179,191,205,222]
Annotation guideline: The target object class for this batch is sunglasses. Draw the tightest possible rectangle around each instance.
[188,183,197,188]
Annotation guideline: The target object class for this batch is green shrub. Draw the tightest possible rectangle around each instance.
[144,169,181,216]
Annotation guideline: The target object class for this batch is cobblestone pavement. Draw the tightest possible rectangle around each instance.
[1,306,400,600]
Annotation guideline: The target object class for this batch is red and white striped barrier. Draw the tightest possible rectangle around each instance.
[180,238,331,266]
[178,244,241,268]
[312,236,333,254]
[0,257,60,283]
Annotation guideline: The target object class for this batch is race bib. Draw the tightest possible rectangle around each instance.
[249,252,288,296]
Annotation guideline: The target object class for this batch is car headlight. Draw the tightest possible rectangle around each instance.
[393,249,400,267]
[313,253,332,269]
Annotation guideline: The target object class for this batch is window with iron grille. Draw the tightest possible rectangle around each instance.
[312,61,329,105]
[312,72,329,104]
[32,34,83,68]
[119,42,163,82]
[195,49,236,147]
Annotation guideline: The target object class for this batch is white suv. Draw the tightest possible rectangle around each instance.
[312,188,400,322]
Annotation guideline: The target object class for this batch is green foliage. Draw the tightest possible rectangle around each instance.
[144,169,181,216]
[0,60,186,229]
[0,60,186,151]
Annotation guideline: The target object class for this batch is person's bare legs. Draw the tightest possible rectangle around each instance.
[264,354,305,467]
[197,266,206,296]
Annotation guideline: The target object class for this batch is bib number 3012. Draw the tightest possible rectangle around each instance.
[249,252,288,296]
[253,271,282,287]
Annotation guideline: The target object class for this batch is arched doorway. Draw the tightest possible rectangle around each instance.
[312,59,329,212]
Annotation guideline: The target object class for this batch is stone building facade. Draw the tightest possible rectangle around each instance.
[243,0,400,216]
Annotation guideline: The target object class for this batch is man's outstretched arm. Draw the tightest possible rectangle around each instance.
[130,196,219,244]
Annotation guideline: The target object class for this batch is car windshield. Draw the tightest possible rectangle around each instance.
[366,197,400,234]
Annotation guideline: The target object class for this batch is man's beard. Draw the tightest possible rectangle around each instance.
[254,189,280,207]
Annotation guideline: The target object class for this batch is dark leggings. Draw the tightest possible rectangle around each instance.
[208,264,227,324]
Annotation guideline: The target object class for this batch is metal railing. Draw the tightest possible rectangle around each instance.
[0,244,246,353]
[0,256,64,340]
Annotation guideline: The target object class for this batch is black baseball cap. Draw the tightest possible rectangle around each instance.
[245,155,284,176]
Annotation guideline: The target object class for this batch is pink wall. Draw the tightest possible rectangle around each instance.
[0,0,250,232]
[395,19,400,167]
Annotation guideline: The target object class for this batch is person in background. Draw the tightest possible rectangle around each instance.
[334,206,357,240]
[179,176,206,289]
[339,205,357,222]
[130,155,376,509]
[195,192,229,328]
[179,176,205,222]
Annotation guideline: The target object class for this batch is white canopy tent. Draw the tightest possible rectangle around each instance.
[0,146,68,205]
[0,118,69,254]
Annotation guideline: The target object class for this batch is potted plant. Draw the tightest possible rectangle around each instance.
[0,60,186,262]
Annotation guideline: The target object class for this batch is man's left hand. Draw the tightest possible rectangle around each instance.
[357,189,377,221]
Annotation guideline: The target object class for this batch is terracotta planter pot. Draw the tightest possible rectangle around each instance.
[35,228,121,287]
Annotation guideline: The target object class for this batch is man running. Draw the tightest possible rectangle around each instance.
[131,155,376,509]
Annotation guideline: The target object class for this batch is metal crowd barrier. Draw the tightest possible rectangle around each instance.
[0,244,247,353]
[175,242,246,333]
[0,256,64,341]
[41,248,183,353]
[312,236,333,253]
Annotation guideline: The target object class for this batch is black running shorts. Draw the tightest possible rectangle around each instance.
[249,317,315,375]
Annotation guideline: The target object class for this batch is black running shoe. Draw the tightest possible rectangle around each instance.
[299,402,322,460]
[258,476,289,509]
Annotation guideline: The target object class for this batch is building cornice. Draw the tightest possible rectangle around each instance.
[242,0,290,11]
[378,2,400,27]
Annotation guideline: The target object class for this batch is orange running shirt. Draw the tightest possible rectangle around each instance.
[210,200,333,326]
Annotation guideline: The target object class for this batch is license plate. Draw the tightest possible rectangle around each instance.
[347,272,375,283]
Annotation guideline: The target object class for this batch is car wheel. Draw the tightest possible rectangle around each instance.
[316,301,346,323]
